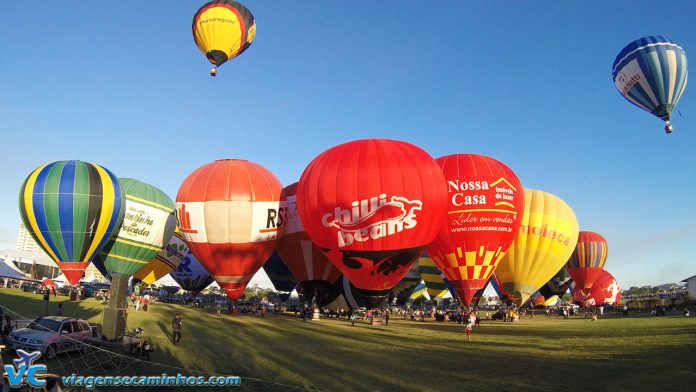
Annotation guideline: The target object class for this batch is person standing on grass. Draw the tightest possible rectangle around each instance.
[216,303,221,316]
[350,312,356,326]
[466,317,474,341]
[172,313,183,345]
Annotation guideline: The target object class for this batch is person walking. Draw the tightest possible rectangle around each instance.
[350,313,356,326]
[172,313,183,345]
[216,303,221,316]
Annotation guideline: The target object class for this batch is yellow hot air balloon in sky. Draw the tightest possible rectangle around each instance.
[192,0,256,76]
[495,189,579,306]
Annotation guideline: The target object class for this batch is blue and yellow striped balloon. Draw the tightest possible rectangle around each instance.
[612,36,688,133]
[18,160,124,284]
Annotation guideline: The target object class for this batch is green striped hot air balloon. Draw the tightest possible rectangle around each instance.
[93,178,177,277]
[393,263,421,305]
[18,160,124,285]
[417,254,449,301]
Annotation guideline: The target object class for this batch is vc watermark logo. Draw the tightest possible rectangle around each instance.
[3,349,47,388]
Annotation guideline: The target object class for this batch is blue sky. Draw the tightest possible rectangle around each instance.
[1,1,694,289]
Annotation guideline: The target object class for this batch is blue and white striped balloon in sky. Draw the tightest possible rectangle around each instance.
[612,36,688,133]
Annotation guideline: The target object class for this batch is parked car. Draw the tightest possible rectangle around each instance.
[6,316,93,359]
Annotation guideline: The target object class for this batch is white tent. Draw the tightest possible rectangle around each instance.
[0,256,29,279]
[152,274,180,288]
[51,273,69,287]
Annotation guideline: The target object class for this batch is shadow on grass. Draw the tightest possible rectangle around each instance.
[3,289,696,391]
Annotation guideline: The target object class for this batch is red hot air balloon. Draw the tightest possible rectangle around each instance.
[297,139,447,308]
[276,182,341,303]
[567,231,608,290]
[572,269,621,308]
[427,154,524,306]
[176,159,283,300]
[589,269,621,306]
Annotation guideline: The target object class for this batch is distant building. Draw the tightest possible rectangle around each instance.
[681,275,696,300]
[16,223,42,254]
[84,263,108,282]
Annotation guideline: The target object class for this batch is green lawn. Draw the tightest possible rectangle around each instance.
[2,289,695,391]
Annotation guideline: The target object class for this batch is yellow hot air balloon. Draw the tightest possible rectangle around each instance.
[495,189,579,306]
[134,232,189,284]
[192,0,256,76]
[543,295,560,306]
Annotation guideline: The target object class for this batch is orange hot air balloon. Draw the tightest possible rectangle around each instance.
[176,159,283,300]
[276,183,341,303]
[427,154,524,306]
[566,231,608,290]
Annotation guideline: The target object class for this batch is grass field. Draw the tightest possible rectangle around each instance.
[1,289,695,391]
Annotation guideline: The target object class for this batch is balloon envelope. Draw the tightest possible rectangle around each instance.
[489,274,510,304]
[262,251,297,301]
[612,36,688,130]
[170,251,215,295]
[393,263,421,305]
[417,254,449,300]
[494,189,579,306]
[297,139,447,308]
[323,275,367,310]
[18,160,124,284]
[409,281,428,300]
[538,266,573,299]
[192,0,256,70]
[93,178,177,278]
[427,154,524,306]
[134,232,189,284]
[573,270,621,307]
[566,231,608,289]
[276,182,341,296]
[176,159,283,300]
[590,270,621,306]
